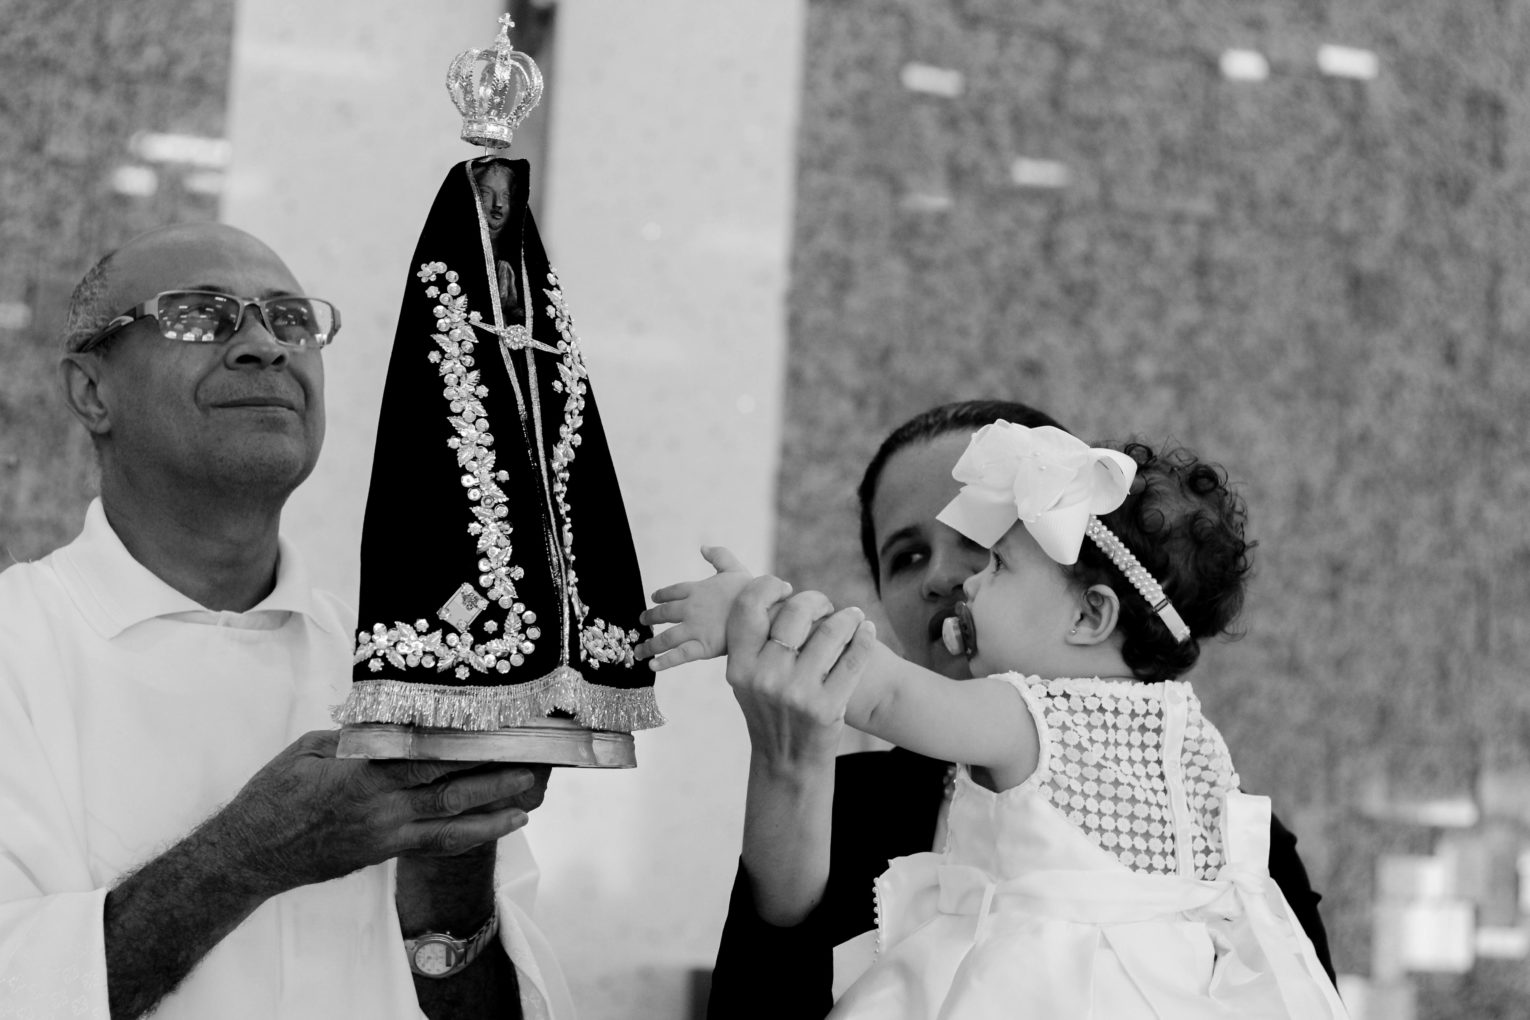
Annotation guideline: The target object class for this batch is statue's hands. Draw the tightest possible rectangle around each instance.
[209,731,543,897]
[637,546,761,670]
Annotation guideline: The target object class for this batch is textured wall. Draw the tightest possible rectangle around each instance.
[777,0,1530,1011]
[0,0,234,565]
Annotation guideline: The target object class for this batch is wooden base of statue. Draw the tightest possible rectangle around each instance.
[336,718,637,767]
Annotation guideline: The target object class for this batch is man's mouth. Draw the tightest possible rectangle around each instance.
[216,396,299,411]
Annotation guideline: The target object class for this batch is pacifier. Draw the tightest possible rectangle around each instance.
[940,602,977,658]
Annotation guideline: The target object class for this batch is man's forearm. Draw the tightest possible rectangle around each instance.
[397,851,520,1019]
[104,813,276,1019]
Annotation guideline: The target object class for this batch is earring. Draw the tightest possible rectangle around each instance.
[1069,626,1078,635]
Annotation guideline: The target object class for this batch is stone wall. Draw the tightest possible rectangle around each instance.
[777,0,1530,1010]
[0,0,234,564]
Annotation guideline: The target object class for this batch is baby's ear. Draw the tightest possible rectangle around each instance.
[1068,585,1120,645]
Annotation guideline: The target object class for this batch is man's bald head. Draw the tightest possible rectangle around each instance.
[57,222,327,509]
[61,224,300,353]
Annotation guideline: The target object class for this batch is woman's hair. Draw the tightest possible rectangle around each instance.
[1064,441,1254,683]
[857,399,1068,591]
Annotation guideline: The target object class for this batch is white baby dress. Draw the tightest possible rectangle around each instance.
[828,675,1348,1020]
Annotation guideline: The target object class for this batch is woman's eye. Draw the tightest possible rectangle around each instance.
[887,549,928,574]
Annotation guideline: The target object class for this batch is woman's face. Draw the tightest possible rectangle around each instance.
[869,432,991,679]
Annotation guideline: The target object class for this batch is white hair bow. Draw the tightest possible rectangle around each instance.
[935,422,1137,565]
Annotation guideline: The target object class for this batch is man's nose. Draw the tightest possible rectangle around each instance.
[224,311,289,368]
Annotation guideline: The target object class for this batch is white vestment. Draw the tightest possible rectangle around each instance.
[0,500,574,1019]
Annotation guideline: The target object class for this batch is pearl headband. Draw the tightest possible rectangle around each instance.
[1084,517,1191,644]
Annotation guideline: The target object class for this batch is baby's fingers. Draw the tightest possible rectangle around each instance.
[639,601,687,627]
[650,581,696,605]
[637,623,693,660]
[649,638,711,672]
[701,545,750,576]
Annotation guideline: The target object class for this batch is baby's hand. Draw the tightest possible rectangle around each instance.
[637,546,765,671]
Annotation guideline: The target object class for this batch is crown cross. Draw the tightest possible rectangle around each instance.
[447,15,545,149]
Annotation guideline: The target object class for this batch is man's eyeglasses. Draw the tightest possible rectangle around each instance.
[76,290,341,353]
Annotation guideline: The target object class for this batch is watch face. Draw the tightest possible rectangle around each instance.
[413,939,454,976]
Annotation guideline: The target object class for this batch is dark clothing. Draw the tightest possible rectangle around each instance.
[708,747,1335,1019]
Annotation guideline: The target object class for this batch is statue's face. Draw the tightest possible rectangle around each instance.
[475,166,512,236]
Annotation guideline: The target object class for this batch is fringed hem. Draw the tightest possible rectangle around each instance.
[332,667,665,733]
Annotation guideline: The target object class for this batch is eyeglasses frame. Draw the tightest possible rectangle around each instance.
[75,290,342,354]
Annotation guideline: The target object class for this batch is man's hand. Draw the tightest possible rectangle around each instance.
[636,545,759,670]
[210,731,541,895]
[104,732,544,1018]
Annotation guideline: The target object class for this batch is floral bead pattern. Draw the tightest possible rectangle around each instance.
[353,261,640,684]
[540,269,641,671]
[354,262,540,679]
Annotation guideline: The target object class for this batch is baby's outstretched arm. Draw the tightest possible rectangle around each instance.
[637,546,764,670]
[845,645,1040,789]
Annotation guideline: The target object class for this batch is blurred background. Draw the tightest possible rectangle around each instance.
[2,1,1528,1017]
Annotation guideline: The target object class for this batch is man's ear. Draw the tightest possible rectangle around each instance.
[1068,584,1120,645]
[59,354,113,437]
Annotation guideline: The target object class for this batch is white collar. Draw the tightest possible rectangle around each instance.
[53,498,336,639]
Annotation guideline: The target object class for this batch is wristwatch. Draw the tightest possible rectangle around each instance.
[404,913,500,979]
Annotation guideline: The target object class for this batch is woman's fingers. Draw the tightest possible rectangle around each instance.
[726,576,797,661]
[794,606,865,677]
[822,619,878,704]
[766,591,837,651]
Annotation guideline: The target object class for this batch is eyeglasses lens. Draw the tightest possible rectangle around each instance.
[154,292,336,347]
[157,292,236,343]
[264,297,336,347]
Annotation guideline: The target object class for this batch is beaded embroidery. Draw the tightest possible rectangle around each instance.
[540,269,642,669]
[354,262,541,680]
[348,256,643,716]
[1027,677,1236,879]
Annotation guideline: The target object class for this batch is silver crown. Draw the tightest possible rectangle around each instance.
[447,14,544,149]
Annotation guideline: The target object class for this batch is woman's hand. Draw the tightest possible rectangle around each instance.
[724,578,878,769]
[724,578,879,926]
[637,546,756,669]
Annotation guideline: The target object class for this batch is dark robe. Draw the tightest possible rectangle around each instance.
[338,157,660,733]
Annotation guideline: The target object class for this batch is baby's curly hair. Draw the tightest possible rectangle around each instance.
[1063,441,1254,683]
